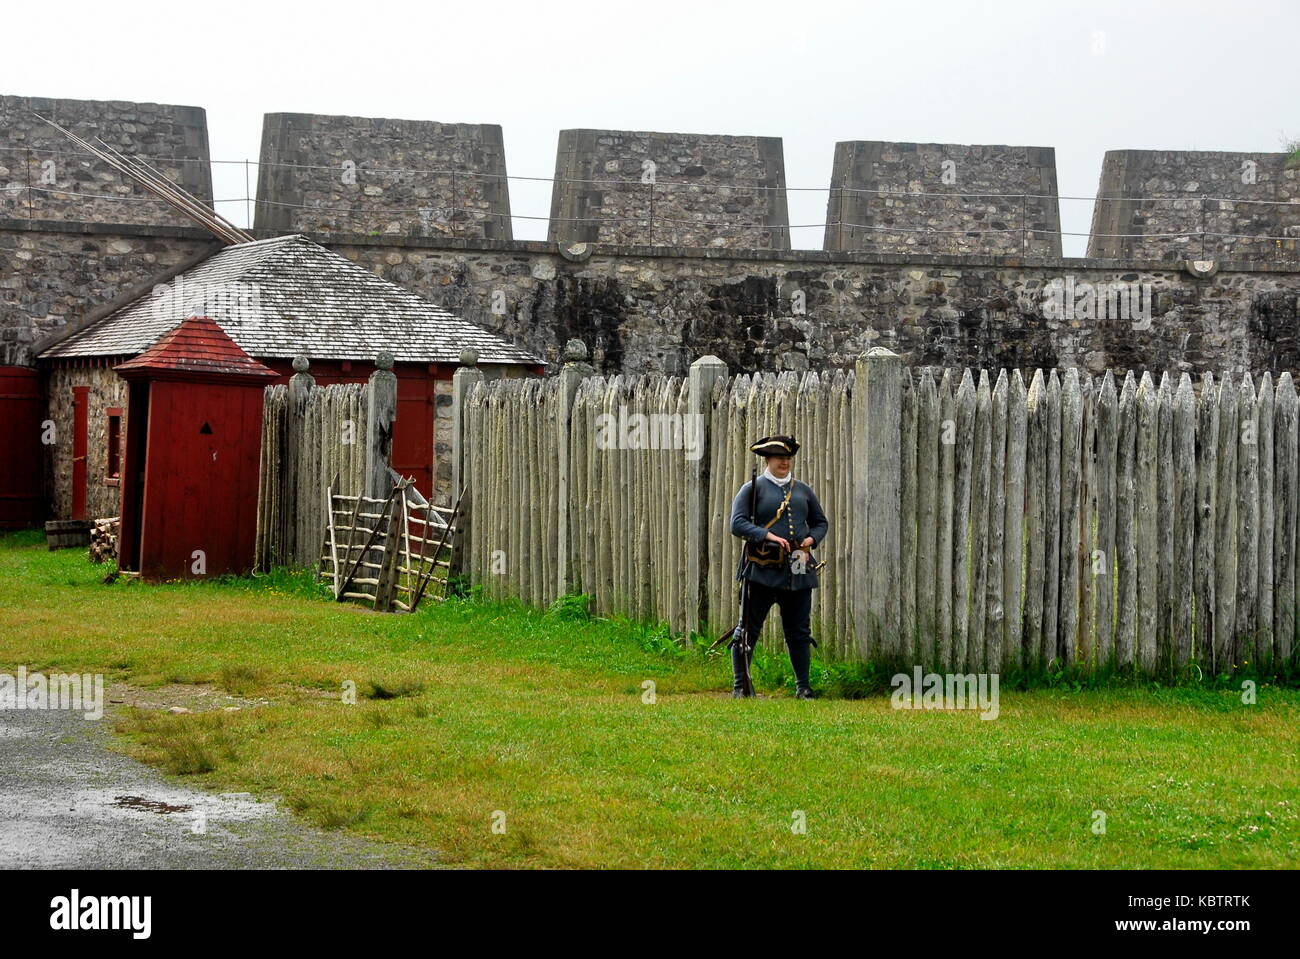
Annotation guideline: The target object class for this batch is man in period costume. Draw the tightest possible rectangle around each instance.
[727,435,829,699]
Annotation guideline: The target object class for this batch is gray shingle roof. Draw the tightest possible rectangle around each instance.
[39,234,541,366]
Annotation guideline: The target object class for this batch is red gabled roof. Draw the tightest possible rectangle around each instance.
[115,316,277,382]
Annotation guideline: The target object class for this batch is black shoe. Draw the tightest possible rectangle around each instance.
[733,687,753,698]
[795,686,815,700]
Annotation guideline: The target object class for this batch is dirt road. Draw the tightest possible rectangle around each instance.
[0,705,431,869]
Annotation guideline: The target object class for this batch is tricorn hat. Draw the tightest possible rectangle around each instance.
[749,435,800,457]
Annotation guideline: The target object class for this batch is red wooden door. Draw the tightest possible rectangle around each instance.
[392,375,434,499]
[71,386,89,521]
[138,380,264,579]
[0,367,45,527]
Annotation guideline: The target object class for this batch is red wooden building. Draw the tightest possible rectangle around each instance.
[34,235,541,527]
[115,317,276,579]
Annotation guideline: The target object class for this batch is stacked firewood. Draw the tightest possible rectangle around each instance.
[89,517,120,565]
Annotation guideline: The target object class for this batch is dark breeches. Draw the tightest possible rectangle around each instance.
[732,581,816,691]
[743,581,816,649]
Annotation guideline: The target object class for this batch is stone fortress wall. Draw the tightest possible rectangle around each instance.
[253,112,512,240]
[548,129,789,250]
[1088,149,1300,262]
[4,94,1300,377]
[0,95,212,227]
[824,141,1062,257]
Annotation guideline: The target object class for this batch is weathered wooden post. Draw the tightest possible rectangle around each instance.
[289,354,314,403]
[687,355,729,633]
[1059,369,1082,668]
[365,351,398,503]
[362,352,400,607]
[1214,373,1239,673]
[451,348,483,581]
[286,355,316,566]
[1094,372,1118,668]
[556,339,594,597]
[854,347,902,660]
[1173,374,1197,672]
[1003,370,1028,672]
[452,348,483,500]
[1136,372,1159,673]
[1275,374,1298,668]
[373,490,404,613]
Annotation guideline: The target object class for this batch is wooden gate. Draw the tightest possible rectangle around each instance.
[320,478,465,612]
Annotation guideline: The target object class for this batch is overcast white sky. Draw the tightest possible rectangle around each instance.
[5,0,1297,255]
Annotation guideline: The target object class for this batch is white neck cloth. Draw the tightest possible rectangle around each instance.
[761,467,792,488]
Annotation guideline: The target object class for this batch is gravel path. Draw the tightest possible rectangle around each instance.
[0,705,433,869]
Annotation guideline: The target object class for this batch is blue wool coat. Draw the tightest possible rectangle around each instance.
[730,475,829,589]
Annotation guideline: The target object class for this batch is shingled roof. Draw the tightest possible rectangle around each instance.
[39,234,541,366]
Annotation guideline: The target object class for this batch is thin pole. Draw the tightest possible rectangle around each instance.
[106,143,251,241]
[1021,193,1027,256]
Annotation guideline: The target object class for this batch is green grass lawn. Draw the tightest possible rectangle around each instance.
[1,529,1297,868]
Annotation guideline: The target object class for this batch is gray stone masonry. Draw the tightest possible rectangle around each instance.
[1089,149,1300,262]
[825,141,1061,257]
[254,112,512,240]
[8,218,1300,380]
[548,129,789,251]
[0,95,211,228]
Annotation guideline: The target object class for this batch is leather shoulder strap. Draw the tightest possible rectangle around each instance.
[761,482,793,530]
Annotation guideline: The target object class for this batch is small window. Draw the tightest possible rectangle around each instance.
[106,408,122,481]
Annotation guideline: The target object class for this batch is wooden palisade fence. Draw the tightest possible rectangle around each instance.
[457,342,1299,679]
[256,362,368,570]
[257,351,467,613]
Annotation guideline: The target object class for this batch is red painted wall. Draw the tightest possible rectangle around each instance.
[135,380,265,580]
[0,367,45,528]
[261,359,449,500]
